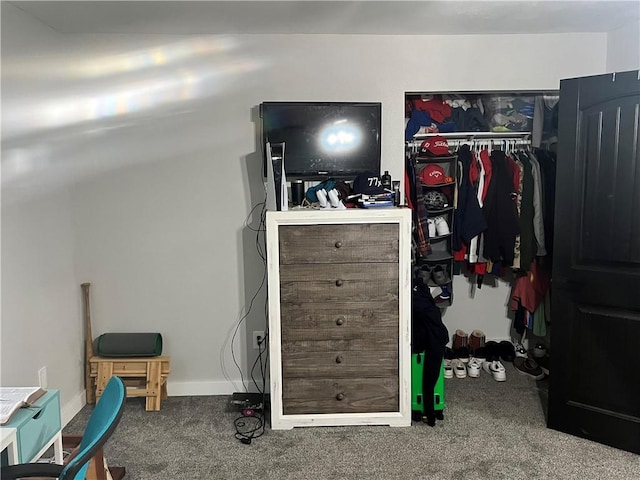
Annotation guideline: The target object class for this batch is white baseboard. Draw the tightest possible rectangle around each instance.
[61,381,266,425]
[168,380,266,396]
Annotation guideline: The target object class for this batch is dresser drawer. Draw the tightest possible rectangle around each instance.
[13,391,61,462]
[282,349,398,378]
[282,377,399,415]
[280,263,398,303]
[279,223,399,264]
[281,331,398,353]
[280,299,398,340]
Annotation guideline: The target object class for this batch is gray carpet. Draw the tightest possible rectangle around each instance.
[64,367,640,480]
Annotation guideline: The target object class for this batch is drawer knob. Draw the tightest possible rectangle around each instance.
[335,279,343,287]
[336,355,343,364]
[335,318,345,326]
[335,241,343,248]
[336,393,345,401]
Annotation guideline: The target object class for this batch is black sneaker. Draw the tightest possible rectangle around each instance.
[454,346,470,363]
[534,356,550,376]
[444,347,456,360]
[473,346,487,363]
[514,357,545,380]
[498,340,516,362]
[484,340,500,362]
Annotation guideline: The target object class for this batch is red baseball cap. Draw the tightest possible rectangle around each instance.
[419,136,450,156]
[419,164,447,185]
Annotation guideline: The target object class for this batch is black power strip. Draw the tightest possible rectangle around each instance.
[231,392,264,410]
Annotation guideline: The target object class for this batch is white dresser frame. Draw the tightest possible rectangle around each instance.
[266,208,412,429]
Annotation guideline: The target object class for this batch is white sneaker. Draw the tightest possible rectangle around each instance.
[483,360,507,382]
[427,218,436,237]
[434,216,450,236]
[453,359,467,378]
[443,359,453,379]
[316,189,329,208]
[467,357,482,378]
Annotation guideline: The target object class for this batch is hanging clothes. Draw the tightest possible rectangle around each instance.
[527,150,547,256]
[452,145,487,253]
[510,259,551,335]
[482,150,520,266]
[535,148,557,257]
[515,151,536,270]
[507,153,524,270]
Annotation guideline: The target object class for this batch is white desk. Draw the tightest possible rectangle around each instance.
[0,427,18,464]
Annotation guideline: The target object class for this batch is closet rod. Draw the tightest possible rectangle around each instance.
[410,131,531,141]
[406,137,531,154]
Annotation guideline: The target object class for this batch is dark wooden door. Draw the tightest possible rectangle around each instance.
[548,70,640,454]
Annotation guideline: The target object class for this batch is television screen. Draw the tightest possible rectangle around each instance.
[260,102,382,180]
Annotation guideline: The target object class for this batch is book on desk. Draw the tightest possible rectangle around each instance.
[0,387,46,425]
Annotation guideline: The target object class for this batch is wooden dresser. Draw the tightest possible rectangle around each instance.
[266,209,412,429]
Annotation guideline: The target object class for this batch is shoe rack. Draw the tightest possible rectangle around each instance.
[408,144,457,308]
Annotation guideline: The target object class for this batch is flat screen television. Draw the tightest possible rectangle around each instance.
[260,102,382,180]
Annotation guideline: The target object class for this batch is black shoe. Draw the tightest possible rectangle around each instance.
[514,357,545,380]
[431,265,450,285]
[535,356,550,376]
[444,346,456,360]
[454,346,470,363]
[473,346,487,362]
[499,340,516,362]
[484,340,500,362]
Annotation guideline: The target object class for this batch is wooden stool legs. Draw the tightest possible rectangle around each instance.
[89,356,170,411]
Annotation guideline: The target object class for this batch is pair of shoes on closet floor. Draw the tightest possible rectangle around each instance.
[443,347,455,379]
[468,344,488,378]
[452,329,469,362]
[481,341,507,381]
[452,359,467,378]
[469,329,485,355]
[498,341,516,362]
[514,357,545,380]
[467,357,483,378]
[483,359,507,382]
[444,347,467,378]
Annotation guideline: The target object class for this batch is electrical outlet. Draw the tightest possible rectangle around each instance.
[38,366,48,389]
[253,331,265,350]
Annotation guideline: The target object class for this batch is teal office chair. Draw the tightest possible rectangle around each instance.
[1,375,126,480]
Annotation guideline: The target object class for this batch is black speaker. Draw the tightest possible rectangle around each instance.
[291,180,305,206]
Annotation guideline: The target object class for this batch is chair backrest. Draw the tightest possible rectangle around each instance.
[61,376,126,480]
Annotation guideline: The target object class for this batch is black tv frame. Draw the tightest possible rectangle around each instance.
[260,101,382,181]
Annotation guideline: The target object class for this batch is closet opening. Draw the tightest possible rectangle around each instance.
[405,90,559,419]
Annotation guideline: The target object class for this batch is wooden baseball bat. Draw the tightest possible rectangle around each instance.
[81,282,95,403]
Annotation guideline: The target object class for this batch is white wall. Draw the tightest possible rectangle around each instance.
[1,2,609,419]
[607,21,640,72]
[0,3,87,424]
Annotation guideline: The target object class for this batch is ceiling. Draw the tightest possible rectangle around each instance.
[8,0,640,36]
